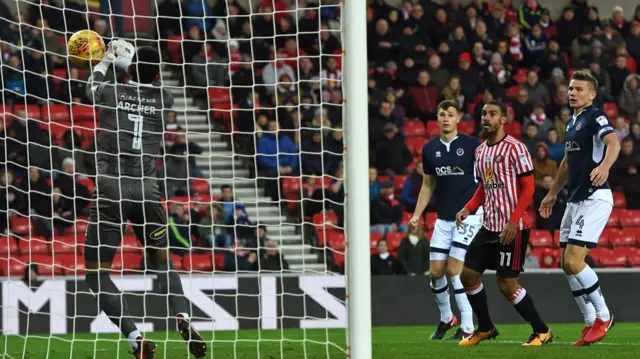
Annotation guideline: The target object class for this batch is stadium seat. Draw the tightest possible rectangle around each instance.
[568,68,579,79]
[402,212,424,227]
[627,247,640,267]
[14,104,42,120]
[407,157,420,172]
[171,254,184,271]
[28,254,60,275]
[213,253,226,271]
[603,102,619,119]
[10,216,33,235]
[425,212,437,230]
[613,192,626,208]
[513,68,528,84]
[0,236,17,255]
[312,212,340,231]
[51,235,78,255]
[394,175,408,193]
[370,232,384,252]
[76,177,95,194]
[599,228,619,247]
[405,137,428,156]
[71,104,96,122]
[426,121,440,138]
[192,178,211,194]
[537,248,561,268]
[0,256,26,276]
[52,68,67,85]
[166,35,183,63]
[530,229,553,248]
[208,87,232,105]
[55,254,86,276]
[332,252,345,268]
[505,85,521,99]
[122,235,141,253]
[458,121,475,135]
[18,236,49,255]
[112,252,142,273]
[552,230,560,248]
[404,121,426,137]
[599,250,628,268]
[282,177,302,195]
[385,232,404,252]
[183,252,214,272]
[589,248,613,267]
[43,104,70,123]
[607,209,621,228]
[611,229,637,247]
[324,231,345,250]
[619,209,640,228]
[466,102,476,115]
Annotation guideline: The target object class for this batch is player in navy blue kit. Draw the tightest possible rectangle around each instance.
[410,100,481,340]
[540,71,620,346]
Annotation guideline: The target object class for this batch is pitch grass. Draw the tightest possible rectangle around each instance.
[2,323,640,358]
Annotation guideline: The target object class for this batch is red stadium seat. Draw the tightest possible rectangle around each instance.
[552,230,560,248]
[171,254,184,271]
[505,85,521,99]
[538,248,561,268]
[599,250,628,268]
[28,254,60,275]
[370,232,384,252]
[394,175,409,193]
[607,209,621,228]
[191,178,210,195]
[122,235,141,253]
[402,212,425,227]
[599,228,620,247]
[603,102,619,120]
[611,229,637,247]
[52,68,67,85]
[332,252,345,268]
[619,209,640,228]
[425,212,437,230]
[312,212,339,232]
[51,235,77,255]
[613,192,626,208]
[324,231,345,250]
[513,68,528,84]
[183,253,214,272]
[405,137,428,156]
[458,121,475,135]
[166,35,183,63]
[426,121,440,138]
[71,104,96,122]
[213,253,226,271]
[112,252,142,273]
[385,232,404,252]
[43,104,70,123]
[10,217,33,235]
[467,102,476,115]
[0,236,17,255]
[404,121,426,137]
[55,254,86,276]
[530,230,553,248]
[14,104,42,120]
[589,248,613,267]
[407,157,420,172]
[0,256,27,276]
[18,236,49,255]
[282,177,302,195]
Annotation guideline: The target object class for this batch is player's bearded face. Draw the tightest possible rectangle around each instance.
[480,106,504,137]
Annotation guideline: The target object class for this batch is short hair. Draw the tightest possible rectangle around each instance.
[130,46,161,84]
[571,70,598,92]
[220,184,232,191]
[437,100,460,113]
[485,100,508,117]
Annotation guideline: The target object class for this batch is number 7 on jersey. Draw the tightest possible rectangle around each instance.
[128,114,143,150]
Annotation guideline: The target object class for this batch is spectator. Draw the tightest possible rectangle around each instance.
[370,180,407,235]
[385,90,406,133]
[532,142,558,187]
[401,160,423,211]
[571,27,595,68]
[609,56,630,98]
[484,53,515,101]
[545,129,564,164]
[34,19,65,68]
[448,26,470,63]
[370,239,403,275]
[486,3,507,39]
[51,186,74,234]
[472,20,495,53]
[395,56,419,89]
[161,142,191,196]
[0,171,27,233]
[614,116,630,143]
[524,103,553,138]
[524,24,548,67]
[369,167,381,201]
[407,70,438,122]
[471,41,489,74]
[504,106,523,138]
[597,20,625,56]
[22,263,40,288]
[323,123,343,175]
[247,225,270,251]
[554,107,572,143]
[541,43,568,83]
[188,42,227,88]
[523,243,540,269]
[441,75,464,109]
[506,22,523,62]
[259,241,290,271]
[369,19,397,68]
[257,121,299,202]
[556,6,581,51]
[369,100,397,143]
[21,167,53,237]
[522,70,550,106]
[219,185,244,224]
[173,131,204,178]
[546,84,570,121]
[589,62,614,103]
[60,67,89,104]
[397,224,429,276]
[518,0,544,31]
[430,9,452,50]
[200,203,231,248]
[52,158,91,210]
[627,22,640,65]
[454,52,482,107]
[534,175,567,230]
[619,74,640,117]
[3,55,25,103]
[157,0,182,38]
[224,239,258,271]
[610,137,640,209]
[538,9,556,39]
[427,55,450,91]
[522,123,539,155]
[373,123,412,176]
[183,0,213,33]
[611,6,630,38]
[301,130,324,175]
[630,123,640,154]
[164,111,182,149]
[168,203,193,257]
[262,52,296,95]
[54,130,89,177]
[372,61,394,91]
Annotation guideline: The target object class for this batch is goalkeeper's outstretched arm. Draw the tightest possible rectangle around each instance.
[85,50,113,103]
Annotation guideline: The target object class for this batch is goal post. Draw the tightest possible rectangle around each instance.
[343,0,373,357]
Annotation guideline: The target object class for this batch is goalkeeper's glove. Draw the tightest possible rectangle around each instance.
[111,39,135,70]
[94,43,116,74]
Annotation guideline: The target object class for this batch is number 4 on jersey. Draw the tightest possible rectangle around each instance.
[128,114,143,149]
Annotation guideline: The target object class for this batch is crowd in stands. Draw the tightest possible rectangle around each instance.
[2,0,640,276]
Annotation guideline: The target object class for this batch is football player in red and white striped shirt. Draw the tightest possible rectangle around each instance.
[455,101,552,347]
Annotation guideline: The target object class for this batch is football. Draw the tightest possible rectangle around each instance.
[67,29,106,68]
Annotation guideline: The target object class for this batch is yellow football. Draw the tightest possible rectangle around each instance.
[67,30,106,68]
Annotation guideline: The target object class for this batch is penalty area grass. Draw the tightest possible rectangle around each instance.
[2,323,639,358]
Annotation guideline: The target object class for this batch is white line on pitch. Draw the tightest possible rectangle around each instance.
[491,340,640,346]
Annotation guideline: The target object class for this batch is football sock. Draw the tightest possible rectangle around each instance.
[85,272,138,339]
[450,275,474,332]
[154,259,190,316]
[509,286,549,334]
[430,276,453,323]
[575,266,611,321]
[566,274,596,327]
[465,281,494,332]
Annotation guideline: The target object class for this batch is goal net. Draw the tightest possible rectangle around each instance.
[0,0,366,357]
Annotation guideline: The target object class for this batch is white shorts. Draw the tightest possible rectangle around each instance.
[560,198,613,249]
[430,213,483,261]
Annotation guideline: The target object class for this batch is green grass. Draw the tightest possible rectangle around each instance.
[2,323,640,358]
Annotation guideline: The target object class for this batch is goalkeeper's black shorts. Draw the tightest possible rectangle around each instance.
[84,176,168,263]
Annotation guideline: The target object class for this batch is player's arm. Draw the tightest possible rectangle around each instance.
[591,132,620,186]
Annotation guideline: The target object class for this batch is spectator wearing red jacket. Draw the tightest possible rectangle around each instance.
[407,70,438,122]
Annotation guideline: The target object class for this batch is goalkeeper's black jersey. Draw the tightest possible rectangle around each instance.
[86,71,174,177]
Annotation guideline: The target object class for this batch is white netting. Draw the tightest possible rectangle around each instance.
[0,0,347,357]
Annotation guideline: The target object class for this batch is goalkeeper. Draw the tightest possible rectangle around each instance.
[84,40,206,359]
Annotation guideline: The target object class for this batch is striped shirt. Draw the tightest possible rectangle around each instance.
[474,135,533,231]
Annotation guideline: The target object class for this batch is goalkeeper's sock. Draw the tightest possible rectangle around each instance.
[154,259,190,315]
[450,275,474,333]
[430,276,453,323]
[127,330,142,352]
[510,286,549,333]
[566,273,596,327]
[465,281,494,332]
[85,272,138,339]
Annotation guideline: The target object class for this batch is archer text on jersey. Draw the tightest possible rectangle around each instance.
[117,100,156,115]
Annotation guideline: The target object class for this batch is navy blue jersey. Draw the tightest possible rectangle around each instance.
[565,105,614,202]
[422,134,481,221]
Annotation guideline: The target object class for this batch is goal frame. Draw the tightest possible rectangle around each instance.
[343,0,372,357]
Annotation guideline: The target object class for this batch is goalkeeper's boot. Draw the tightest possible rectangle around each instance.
[572,326,592,347]
[458,327,499,347]
[430,315,457,340]
[177,314,207,358]
[523,329,553,346]
[449,327,473,340]
[132,337,156,359]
